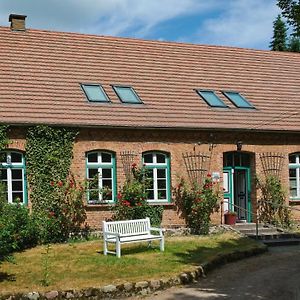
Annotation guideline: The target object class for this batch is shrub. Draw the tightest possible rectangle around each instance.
[112,164,163,226]
[35,174,87,244]
[0,200,38,261]
[257,175,292,228]
[174,175,220,235]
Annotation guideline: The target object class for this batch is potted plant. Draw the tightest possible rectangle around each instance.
[224,211,237,225]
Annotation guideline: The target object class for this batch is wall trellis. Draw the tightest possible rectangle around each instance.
[259,152,285,178]
[182,152,211,184]
[120,150,138,180]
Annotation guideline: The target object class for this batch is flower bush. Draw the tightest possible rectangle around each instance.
[35,174,87,243]
[112,164,163,226]
[174,175,220,235]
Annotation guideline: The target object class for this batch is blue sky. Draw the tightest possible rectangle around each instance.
[0,0,280,50]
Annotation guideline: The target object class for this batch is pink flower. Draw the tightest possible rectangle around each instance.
[131,163,137,169]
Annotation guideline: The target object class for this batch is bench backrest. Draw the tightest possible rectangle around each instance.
[103,218,151,236]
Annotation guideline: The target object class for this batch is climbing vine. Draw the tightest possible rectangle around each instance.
[25,125,79,211]
[0,125,9,152]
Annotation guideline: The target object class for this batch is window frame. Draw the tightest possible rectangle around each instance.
[80,83,110,103]
[289,153,300,201]
[222,91,255,109]
[142,151,171,203]
[112,85,143,104]
[0,151,27,205]
[86,151,117,204]
[195,89,228,108]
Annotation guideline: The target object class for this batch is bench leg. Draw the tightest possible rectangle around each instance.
[147,241,152,248]
[116,240,121,258]
[103,239,108,255]
[160,237,165,252]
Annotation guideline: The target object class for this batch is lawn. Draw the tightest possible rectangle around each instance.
[0,232,264,294]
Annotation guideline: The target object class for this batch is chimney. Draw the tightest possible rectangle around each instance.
[9,14,27,31]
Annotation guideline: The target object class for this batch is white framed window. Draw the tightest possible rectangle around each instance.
[0,151,26,204]
[289,153,300,200]
[86,151,116,204]
[143,152,170,203]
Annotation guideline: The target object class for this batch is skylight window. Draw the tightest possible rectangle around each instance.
[81,84,109,102]
[196,90,227,108]
[113,86,142,104]
[223,91,254,109]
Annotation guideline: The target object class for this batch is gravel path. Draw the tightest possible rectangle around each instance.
[127,245,300,300]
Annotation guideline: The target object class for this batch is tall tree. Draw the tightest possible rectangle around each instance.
[270,15,288,50]
[288,36,300,51]
[278,0,300,36]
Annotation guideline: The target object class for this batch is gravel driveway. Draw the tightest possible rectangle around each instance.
[128,245,300,300]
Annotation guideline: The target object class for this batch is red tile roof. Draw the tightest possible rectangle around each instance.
[0,26,300,132]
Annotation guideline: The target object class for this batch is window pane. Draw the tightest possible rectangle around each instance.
[224,92,254,108]
[102,168,112,178]
[12,169,22,179]
[0,169,7,180]
[12,192,23,203]
[0,153,7,163]
[158,190,167,200]
[87,153,98,163]
[157,169,166,178]
[144,154,153,163]
[88,168,98,179]
[11,152,22,163]
[82,84,109,102]
[289,155,297,164]
[12,181,23,191]
[147,190,154,200]
[89,190,99,201]
[114,86,141,103]
[158,179,166,189]
[156,154,166,164]
[101,153,112,163]
[102,179,112,189]
[197,90,227,107]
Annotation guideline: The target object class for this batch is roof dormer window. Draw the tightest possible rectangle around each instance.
[81,84,110,102]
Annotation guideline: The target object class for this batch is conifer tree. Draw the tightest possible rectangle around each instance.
[288,36,300,51]
[270,15,288,51]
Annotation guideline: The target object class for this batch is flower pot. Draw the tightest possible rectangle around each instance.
[224,213,237,225]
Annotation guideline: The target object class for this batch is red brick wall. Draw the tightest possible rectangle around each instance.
[6,127,300,227]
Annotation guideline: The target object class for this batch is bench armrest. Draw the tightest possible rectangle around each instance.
[103,231,120,238]
[150,227,165,235]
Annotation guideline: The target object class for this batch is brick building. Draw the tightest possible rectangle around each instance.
[1,15,300,227]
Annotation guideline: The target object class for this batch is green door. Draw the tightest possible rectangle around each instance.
[223,166,251,222]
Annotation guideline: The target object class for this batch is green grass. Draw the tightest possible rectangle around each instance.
[0,233,264,294]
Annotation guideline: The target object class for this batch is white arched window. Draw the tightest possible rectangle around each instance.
[289,153,300,200]
[86,151,116,204]
[142,152,171,203]
[0,151,27,204]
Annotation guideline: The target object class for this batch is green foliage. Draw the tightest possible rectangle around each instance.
[0,202,38,262]
[270,15,288,51]
[26,125,78,212]
[278,0,300,37]
[174,175,220,235]
[41,244,52,287]
[34,175,87,244]
[288,35,300,51]
[257,175,292,228]
[112,164,163,226]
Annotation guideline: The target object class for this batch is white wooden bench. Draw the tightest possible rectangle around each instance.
[102,217,165,258]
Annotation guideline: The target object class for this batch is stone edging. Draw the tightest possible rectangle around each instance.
[0,245,267,300]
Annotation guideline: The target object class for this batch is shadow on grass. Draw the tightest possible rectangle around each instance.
[0,272,16,283]
[172,237,260,267]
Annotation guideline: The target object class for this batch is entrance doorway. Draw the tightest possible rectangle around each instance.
[223,152,251,222]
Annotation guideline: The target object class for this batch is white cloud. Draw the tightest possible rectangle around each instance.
[194,0,280,49]
[0,0,217,36]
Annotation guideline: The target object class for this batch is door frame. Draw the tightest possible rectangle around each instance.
[223,166,252,222]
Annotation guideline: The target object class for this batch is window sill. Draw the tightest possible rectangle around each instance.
[85,202,175,208]
[289,199,300,205]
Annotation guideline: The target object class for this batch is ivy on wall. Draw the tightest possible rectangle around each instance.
[0,125,9,152]
[25,125,79,212]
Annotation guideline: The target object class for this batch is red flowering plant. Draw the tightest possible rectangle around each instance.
[174,174,220,235]
[112,163,163,225]
[36,173,87,243]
